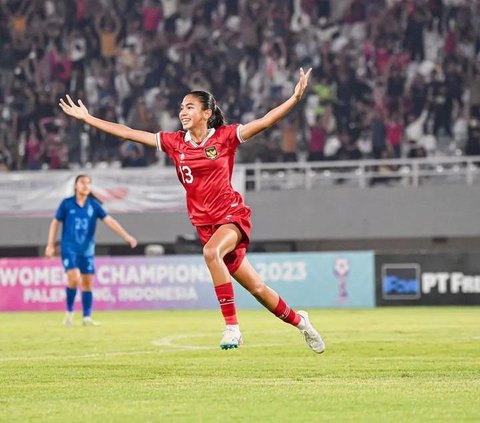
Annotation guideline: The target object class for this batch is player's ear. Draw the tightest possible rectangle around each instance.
[204,109,212,121]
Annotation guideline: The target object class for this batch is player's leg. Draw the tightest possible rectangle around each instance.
[80,274,100,326]
[64,268,81,326]
[203,224,241,285]
[232,257,325,354]
[231,256,299,322]
[62,250,81,326]
[79,256,100,326]
[202,224,243,349]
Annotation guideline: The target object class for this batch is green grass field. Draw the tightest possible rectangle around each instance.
[0,307,479,422]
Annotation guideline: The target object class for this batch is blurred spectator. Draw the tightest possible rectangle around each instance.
[465,116,480,156]
[386,112,404,158]
[407,139,427,159]
[386,67,405,113]
[371,108,387,159]
[428,68,453,138]
[307,115,326,162]
[409,73,428,118]
[3,0,33,40]
[91,106,121,163]
[142,0,163,36]
[121,143,147,167]
[405,7,426,61]
[280,117,299,162]
[24,122,44,170]
[0,141,13,171]
[40,115,68,169]
[95,10,121,64]
[336,132,362,160]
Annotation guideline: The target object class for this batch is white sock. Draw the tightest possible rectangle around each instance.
[297,316,306,330]
[226,324,240,332]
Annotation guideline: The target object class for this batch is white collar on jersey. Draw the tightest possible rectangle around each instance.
[184,128,216,147]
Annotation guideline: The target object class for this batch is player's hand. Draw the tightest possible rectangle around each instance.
[126,235,138,249]
[45,245,55,258]
[293,67,312,102]
[59,95,90,122]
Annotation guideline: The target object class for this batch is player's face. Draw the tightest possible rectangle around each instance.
[179,95,212,131]
[75,176,91,197]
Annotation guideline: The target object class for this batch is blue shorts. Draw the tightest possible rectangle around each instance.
[61,252,95,274]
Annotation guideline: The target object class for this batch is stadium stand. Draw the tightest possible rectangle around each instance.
[0,0,480,171]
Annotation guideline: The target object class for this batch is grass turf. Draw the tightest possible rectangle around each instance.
[0,307,478,422]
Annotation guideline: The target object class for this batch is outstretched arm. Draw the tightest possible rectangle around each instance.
[59,95,156,147]
[45,219,60,257]
[103,215,137,248]
[239,68,312,141]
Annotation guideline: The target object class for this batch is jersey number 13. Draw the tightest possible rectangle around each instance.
[179,166,194,184]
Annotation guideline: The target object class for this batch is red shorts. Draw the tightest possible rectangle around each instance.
[196,206,252,274]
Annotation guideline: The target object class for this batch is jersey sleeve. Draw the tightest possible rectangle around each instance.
[155,131,180,157]
[93,200,108,220]
[223,124,246,151]
[54,200,67,221]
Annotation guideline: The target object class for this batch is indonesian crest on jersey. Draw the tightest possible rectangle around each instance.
[204,146,218,160]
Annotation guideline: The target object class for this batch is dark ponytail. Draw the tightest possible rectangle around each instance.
[189,90,226,129]
[209,104,225,129]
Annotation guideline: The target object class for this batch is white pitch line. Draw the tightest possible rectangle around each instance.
[152,331,289,351]
[0,350,157,363]
[0,330,294,362]
[152,333,218,351]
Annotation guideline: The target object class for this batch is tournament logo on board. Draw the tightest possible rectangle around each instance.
[204,146,218,160]
[333,257,350,303]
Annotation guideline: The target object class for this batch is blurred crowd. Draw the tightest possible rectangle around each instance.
[1,0,480,171]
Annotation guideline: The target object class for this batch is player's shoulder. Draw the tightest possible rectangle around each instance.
[62,196,75,207]
[214,124,246,146]
[216,124,240,133]
[158,130,186,150]
[160,130,186,142]
[87,196,102,208]
[214,124,241,139]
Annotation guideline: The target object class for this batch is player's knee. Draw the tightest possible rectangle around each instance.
[68,278,81,288]
[203,244,221,265]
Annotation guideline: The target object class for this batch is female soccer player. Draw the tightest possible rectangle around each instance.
[58,68,325,353]
[45,174,137,326]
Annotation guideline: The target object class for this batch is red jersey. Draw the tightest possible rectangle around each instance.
[156,124,248,226]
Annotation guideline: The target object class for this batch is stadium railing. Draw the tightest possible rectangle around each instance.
[241,156,480,191]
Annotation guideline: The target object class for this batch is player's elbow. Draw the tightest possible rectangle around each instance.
[122,126,137,141]
[103,216,114,226]
[257,117,272,132]
[124,128,155,146]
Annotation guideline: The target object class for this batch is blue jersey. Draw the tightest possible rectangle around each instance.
[55,196,107,256]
